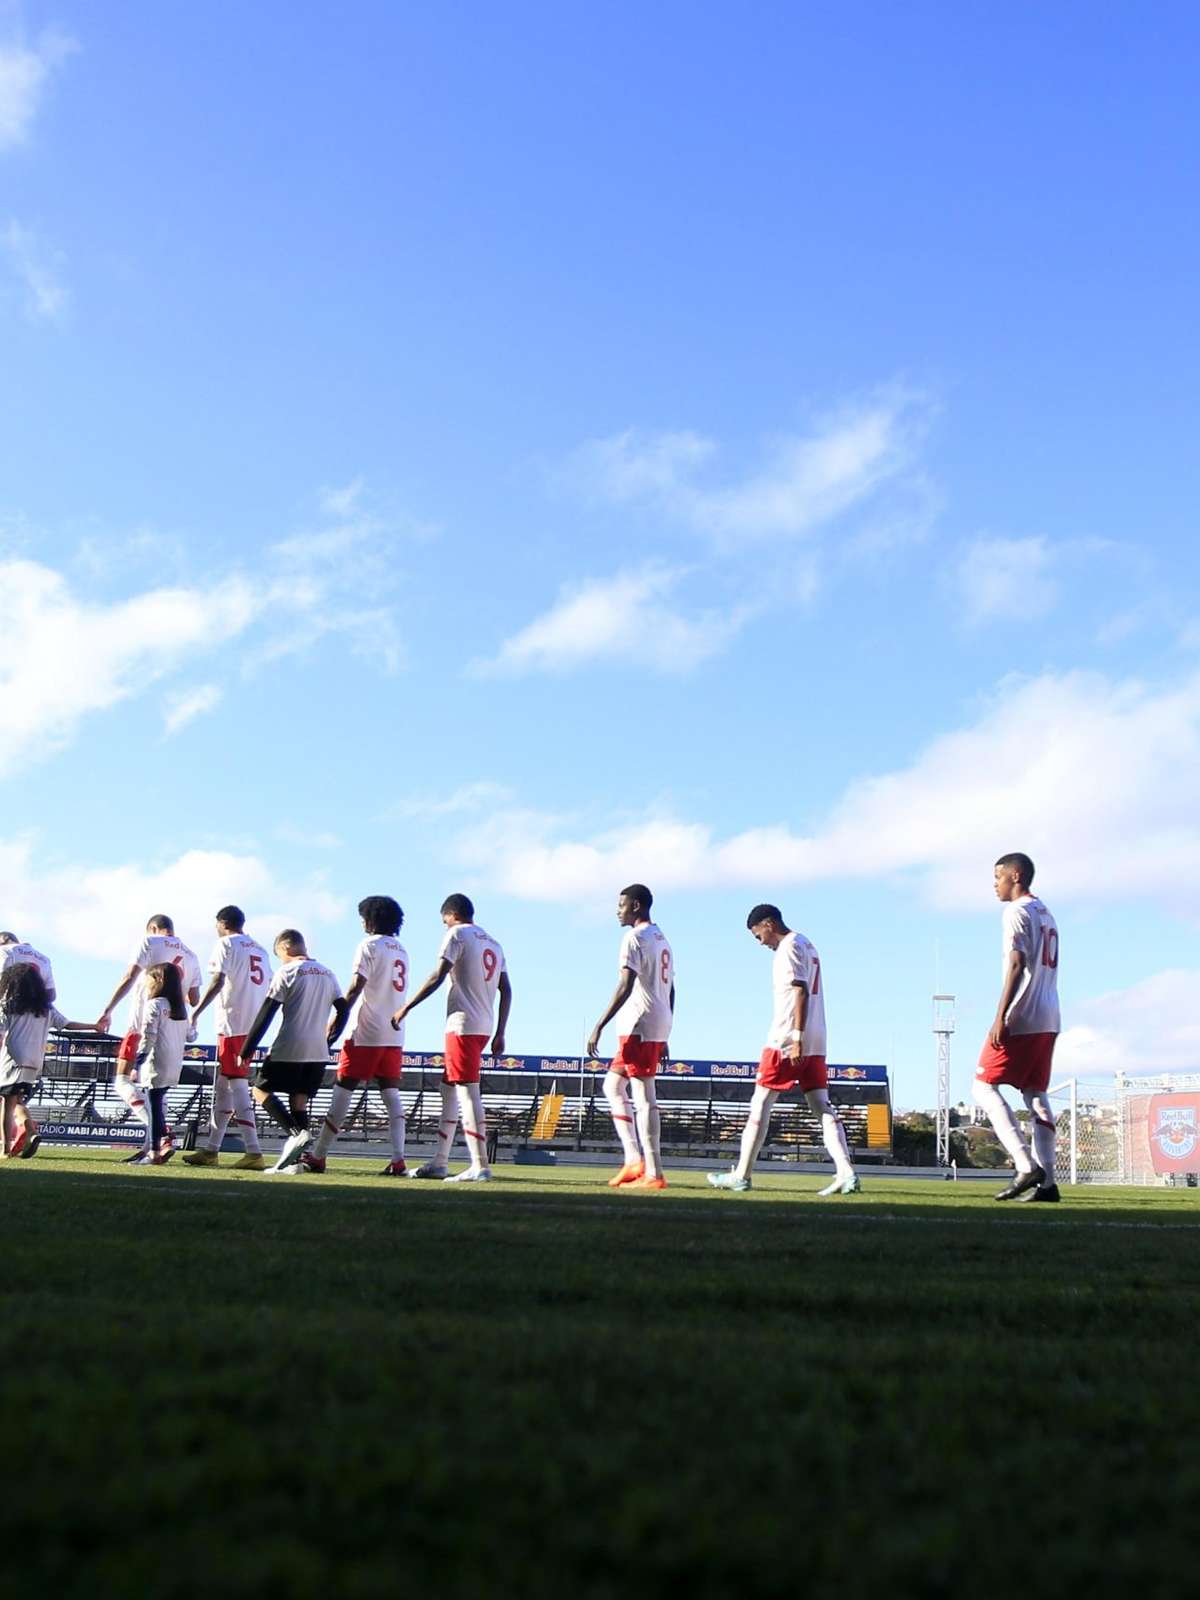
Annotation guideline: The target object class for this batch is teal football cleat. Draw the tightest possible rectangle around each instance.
[707,1171,751,1192]
[818,1173,861,1196]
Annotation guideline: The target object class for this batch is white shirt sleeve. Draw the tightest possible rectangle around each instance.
[439,928,460,966]
[619,929,638,973]
[1004,904,1034,964]
[352,939,374,981]
[133,937,153,969]
[267,966,290,1003]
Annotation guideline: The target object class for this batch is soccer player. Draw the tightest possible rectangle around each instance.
[392,893,510,1183]
[0,963,92,1159]
[708,905,859,1196]
[294,894,410,1177]
[586,883,673,1191]
[128,964,191,1166]
[183,906,271,1170]
[96,915,202,1160]
[973,852,1061,1202]
[238,930,345,1172]
[0,932,57,1000]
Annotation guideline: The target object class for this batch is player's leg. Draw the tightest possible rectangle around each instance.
[226,1076,263,1162]
[628,1075,664,1184]
[452,1081,490,1177]
[1,1089,14,1154]
[1023,1090,1057,1179]
[147,1086,173,1164]
[806,1087,859,1194]
[379,1079,407,1174]
[413,1080,458,1178]
[309,1072,355,1162]
[736,1084,780,1183]
[972,1075,1040,1198]
[114,1032,152,1151]
[603,1067,643,1181]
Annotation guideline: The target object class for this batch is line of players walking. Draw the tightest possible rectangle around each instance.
[0,851,1060,1199]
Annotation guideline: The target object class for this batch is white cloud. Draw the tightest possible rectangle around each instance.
[0,31,76,151]
[1056,970,1200,1075]
[0,835,345,974]
[564,392,925,544]
[163,684,222,737]
[318,478,366,518]
[387,782,516,821]
[474,565,752,677]
[452,668,1200,913]
[951,535,1056,626]
[2,219,68,321]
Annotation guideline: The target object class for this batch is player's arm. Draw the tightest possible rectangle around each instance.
[587,969,636,1059]
[187,982,200,1007]
[239,997,281,1064]
[96,963,143,1031]
[392,959,452,1028]
[786,981,810,1063]
[989,950,1026,1048]
[192,972,224,1025]
[491,970,512,1056]
[327,994,350,1045]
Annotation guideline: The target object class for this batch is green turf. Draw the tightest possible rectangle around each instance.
[3,1149,1198,1599]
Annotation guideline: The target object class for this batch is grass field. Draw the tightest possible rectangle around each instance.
[4,1149,1198,1599]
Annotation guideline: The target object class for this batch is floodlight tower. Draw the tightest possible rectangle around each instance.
[933,994,956,1167]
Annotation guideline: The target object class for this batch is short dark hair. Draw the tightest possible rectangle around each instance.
[746,903,783,929]
[216,905,245,932]
[441,893,474,922]
[145,962,187,1022]
[146,913,174,934]
[620,883,653,914]
[0,932,17,945]
[359,895,403,936]
[995,852,1035,887]
[274,928,306,954]
[0,961,49,1018]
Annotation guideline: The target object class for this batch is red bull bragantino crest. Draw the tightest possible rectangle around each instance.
[1148,1094,1200,1174]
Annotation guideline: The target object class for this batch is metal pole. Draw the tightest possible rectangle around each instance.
[1069,1077,1078,1186]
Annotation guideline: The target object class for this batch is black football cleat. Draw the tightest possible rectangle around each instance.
[1024,1182,1061,1203]
[994,1164,1045,1201]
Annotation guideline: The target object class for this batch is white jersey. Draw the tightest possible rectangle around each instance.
[767,931,827,1055]
[131,934,202,1016]
[267,958,342,1061]
[1,942,55,995]
[138,997,189,1089]
[207,933,272,1037]
[439,923,505,1037]
[613,922,674,1044]
[0,1002,66,1086]
[1002,896,1060,1036]
[346,934,409,1048]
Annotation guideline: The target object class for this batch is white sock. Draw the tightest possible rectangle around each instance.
[434,1083,459,1167]
[314,1083,354,1158]
[735,1086,778,1180]
[630,1079,662,1179]
[115,1073,152,1149]
[206,1076,234,1151]
[1025,1092,1056,1178]
[603,1070,641,1164]
[973,1080,1034,1173]
[457,1082,489,1171]
[227,1078,261,1155]
[382,1086,406,1163]
[808,1090,854,1181]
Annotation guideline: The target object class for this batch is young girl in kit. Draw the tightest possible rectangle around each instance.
[134,963,191,1167]
[0,962,92,1160]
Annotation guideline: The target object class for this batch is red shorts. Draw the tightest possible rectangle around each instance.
[758,1049,828,1093]
[338,1041,404,1083]
[976,1032,1057,1093]
[116,1030,141,1065]
[611,1036,665,1080]
[443,1034,488,1085]
[217,1034,250,1079]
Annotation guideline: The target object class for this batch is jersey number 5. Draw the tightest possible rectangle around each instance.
[249,955,265,986]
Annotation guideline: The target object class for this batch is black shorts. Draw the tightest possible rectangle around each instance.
[255,1059,327,1097]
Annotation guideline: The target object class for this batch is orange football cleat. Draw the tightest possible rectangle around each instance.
[628,1174,667,1190]
[607,1161,645,1188]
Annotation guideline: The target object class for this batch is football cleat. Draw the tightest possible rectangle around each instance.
[627,1174,667,1190]
[444,1167,492,1183]
[270,1129,311,1172]
[7,1126,28,1158]
[410,1162,449,1180]
[123,1148,152,1164]
[707,1171,751,1192]
[607,1161,645,1188]
[182,1147,219,1167]
[296,1153,326,1174]
[19,1130,42,1161]
[818,1173,861,1196]
[994,1164,1045,1201]
[1024,1182,1061,1203]
[232,1153,266,1171]
[379,1160,408,1177]
[151,1142,175,1166]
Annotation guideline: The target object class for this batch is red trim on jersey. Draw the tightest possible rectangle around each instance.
[337,1041,404,1083]
[116,1030,141,1065]
[443,1034,488,1085]
[217,1034,250,1079]
[612,1037,664,1080]
[976,1032,1057,1093]
[757,1049,828,1093]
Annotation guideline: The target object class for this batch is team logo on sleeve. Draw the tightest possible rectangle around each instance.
[1152,1103,1199,1162]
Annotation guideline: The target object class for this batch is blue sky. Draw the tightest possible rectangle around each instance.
[3,1,1199,1106]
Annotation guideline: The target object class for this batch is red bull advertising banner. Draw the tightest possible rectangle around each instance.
[1144,1093,1200,1175]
